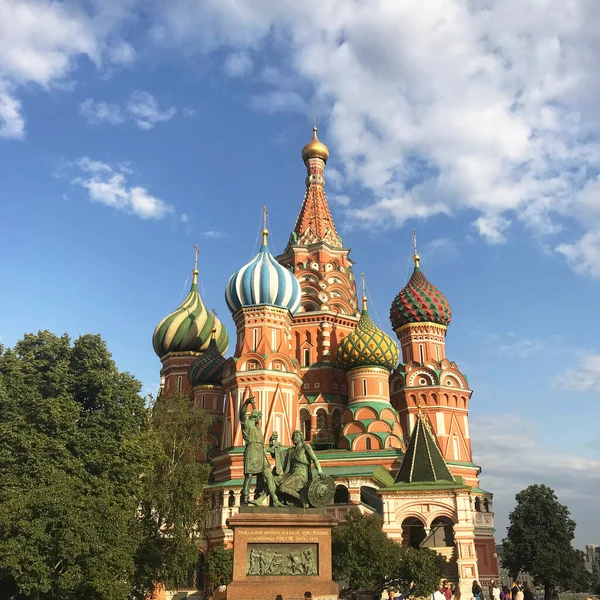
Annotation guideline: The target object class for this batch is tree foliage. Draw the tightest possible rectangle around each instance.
[133,392,212,595]
[206,545,234,588]
[503,484,590,600]
[0,331,150,600]
[332,510,443,599]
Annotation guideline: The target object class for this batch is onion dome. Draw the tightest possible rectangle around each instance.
[336,295,399,372]
[301,125,329,163]
[153,268,229,358]
[390,249,452,331]
[187,329,227,387]
[225,227,301,315]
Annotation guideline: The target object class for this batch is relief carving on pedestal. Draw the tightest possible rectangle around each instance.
[247,543,318,576]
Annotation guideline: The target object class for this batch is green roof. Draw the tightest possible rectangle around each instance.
[395,412,454,484]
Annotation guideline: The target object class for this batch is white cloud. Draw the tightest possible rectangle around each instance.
[153,0,600,277]
[472,413,600,546]
[0,0,138,138]
[201,231,227,239]
[0,85,24,139]
[180,213,190,223]
[556,352,600,392]
[108,42,136,66]
[332,194,351,207]
[72,157,173,220]
[250,90,308,114]
[126,90,176,130]
[79,92,177,129]
[557,230,600,279]
[225,51,253,77]
[79,98,124,125]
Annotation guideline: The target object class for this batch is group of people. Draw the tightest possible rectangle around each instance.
[430,578,535,600]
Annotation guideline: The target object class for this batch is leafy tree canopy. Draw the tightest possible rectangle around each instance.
[133,392,212,595]
[332,510,443,599]
[206,545,233,589]
[0,331,151,600]
[503,484,590,599]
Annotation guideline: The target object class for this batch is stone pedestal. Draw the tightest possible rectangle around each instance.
[225,507,339,600]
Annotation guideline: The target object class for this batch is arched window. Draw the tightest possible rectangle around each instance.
[334,485,349,504]
[362,379,367,396]
[300,408,311,442]
[365,437,372,450]
[177,376,183,392]
[303,348,311,367]
[228,490,236,507]
[474,497,482,512]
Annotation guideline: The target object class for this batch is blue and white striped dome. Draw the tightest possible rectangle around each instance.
[225,230,301,315]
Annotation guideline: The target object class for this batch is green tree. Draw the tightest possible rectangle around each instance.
[503,484,588,600]
[332,510,443,599]
[133,392,212,596]
[0,331,150,600]
[206,545,233,589]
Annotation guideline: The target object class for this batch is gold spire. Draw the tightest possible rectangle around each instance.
[301,119,330,163]
[361,272,368,312]
[192,244,199,283]
[261,205,269,246]
[412,229,420,268]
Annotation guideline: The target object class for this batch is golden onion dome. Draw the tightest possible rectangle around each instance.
[301,126,329,163]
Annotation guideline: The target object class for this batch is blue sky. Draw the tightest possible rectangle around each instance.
[1,0,599,548]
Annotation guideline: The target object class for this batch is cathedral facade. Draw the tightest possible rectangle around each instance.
[152,127,499,594]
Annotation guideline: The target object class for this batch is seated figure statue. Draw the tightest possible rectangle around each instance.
[276,429,324,507]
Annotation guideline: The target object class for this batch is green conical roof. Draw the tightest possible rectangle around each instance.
[153,269,229,358]
[395,411,454,484]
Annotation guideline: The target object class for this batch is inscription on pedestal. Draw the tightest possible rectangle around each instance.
[246,543,318,576]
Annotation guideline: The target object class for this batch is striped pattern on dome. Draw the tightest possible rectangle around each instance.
[153,271,229,358]
[225,235,301,315]
[390,266,452,330]
[336,305,399,372]
[187,337,227,387]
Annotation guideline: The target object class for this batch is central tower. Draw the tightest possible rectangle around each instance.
[277,125,360,447]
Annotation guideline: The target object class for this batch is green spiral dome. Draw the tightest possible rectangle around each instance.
[152,269,229,358]
[187,334,227,387]
[336,299,399,372]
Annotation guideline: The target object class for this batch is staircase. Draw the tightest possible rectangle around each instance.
[433,546,459,582]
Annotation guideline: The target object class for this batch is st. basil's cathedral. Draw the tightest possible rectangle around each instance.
[152,127,499,592]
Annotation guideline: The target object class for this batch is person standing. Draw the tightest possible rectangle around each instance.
[472,580,483,600]
[500,586,511,600]
[432,582,446,600]
[515,584,524,600]
[490,580,500,600]
[522,582,534,600]
[443,580,453,600]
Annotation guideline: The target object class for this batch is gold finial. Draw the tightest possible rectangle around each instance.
[412,229,420,268]
[361,272,368,311]
[210,326,217,339]
[416,396,425,418]
[192,244,199,283]
[261,205,269,246]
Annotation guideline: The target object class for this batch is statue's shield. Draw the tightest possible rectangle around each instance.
[307,475,335,507]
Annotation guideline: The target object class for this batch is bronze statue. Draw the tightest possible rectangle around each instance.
[277,430,325,508]
[239,397,281,506]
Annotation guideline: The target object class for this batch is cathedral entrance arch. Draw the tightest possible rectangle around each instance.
[401,516,427,548]
[423,516,455,548]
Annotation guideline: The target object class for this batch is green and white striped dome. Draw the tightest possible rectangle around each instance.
[153,269,229,358]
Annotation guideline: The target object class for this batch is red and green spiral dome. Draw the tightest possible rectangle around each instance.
[390,262,452,330]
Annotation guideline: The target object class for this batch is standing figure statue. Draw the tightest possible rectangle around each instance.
[278,430,324,508]
[239,396,282,506]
